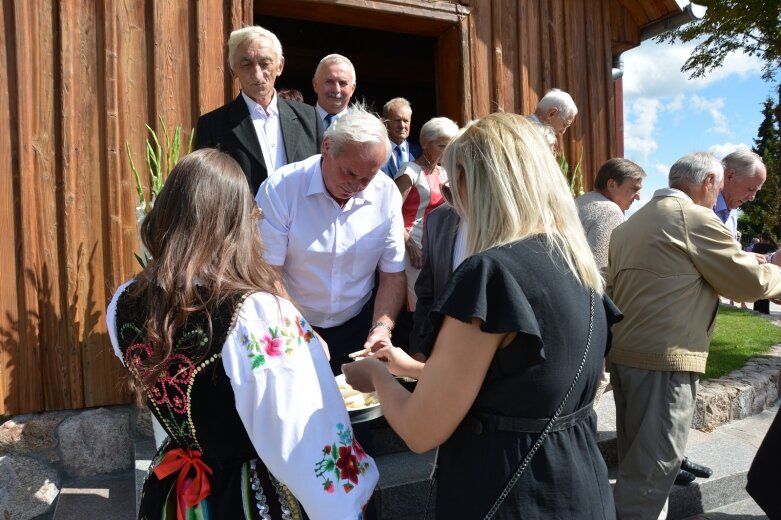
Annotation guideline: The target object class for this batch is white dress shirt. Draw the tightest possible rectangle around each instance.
[106,282,378,519]
[257,155,405,328]
[242,91,288,174]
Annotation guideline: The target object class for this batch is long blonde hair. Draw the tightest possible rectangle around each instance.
[444,112,603,292]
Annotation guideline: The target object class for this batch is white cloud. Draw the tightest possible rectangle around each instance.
[622,41,763,102]
[665,94,684,112]
[654,162,670,177]
[624,98,661,161]
[707,142,752,159]
[690,95,729,134]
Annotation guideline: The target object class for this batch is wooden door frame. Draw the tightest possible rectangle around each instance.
[254,0,474,125]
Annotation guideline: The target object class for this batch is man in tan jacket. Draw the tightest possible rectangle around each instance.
[606,152,781,520]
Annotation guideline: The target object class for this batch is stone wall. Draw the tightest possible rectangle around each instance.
[0,406,140,520]
[693,345,781,430]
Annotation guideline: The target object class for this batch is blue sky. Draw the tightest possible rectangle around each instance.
[621,2,777,214]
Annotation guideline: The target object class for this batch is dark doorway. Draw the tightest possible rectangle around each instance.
[257,15,438,145]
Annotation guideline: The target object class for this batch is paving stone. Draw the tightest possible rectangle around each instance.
[53,472,135,520]
[0,454,60,520]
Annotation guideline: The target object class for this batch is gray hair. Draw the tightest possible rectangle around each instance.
[526,118,557,150]
[536,88,578,119]
[668,152,724,188]
[420,117,459,145]
[228,26,282,70]
[382,97,411,117]
[325,103,390,162]
[594,158,646,190]
[723,148,764,179]
[314,54,357,84]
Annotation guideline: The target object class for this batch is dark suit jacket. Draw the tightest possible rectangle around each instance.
[409,203,460,356]
[195,93,323,195]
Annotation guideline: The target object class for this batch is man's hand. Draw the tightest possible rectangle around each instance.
[751,252,769,264]
[364,322,392,351]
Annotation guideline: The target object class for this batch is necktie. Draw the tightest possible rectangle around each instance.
[395,145,404,170]
[324,113,336,130]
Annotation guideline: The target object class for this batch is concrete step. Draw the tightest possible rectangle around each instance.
[665,404,777,519]
[683,497,769,519]
[52,471,135,520]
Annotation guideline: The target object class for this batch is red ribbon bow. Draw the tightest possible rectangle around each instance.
[154,448,213,520]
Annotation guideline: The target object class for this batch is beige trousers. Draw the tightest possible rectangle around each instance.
[611,364,698,520]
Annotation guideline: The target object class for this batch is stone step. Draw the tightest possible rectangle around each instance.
[682,497,768,519]
[665,404,777,519]
[52,471,136,520]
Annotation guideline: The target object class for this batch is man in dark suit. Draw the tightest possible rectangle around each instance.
[195,26,322,195]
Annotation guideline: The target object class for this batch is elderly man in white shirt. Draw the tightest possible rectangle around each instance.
[256,105,406,377]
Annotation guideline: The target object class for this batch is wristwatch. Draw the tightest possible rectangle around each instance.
[369,321,393,337]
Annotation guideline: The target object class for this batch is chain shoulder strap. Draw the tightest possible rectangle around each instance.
[483,289,596,520]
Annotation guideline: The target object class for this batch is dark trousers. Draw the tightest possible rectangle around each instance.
[314,295,374,376]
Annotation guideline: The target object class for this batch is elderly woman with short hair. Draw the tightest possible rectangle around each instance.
[394,116,460,309]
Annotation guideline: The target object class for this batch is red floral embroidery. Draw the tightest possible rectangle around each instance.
[262,334,284,357]
[336,446,360,485]
[314,423,371,494]
[295,317,313,342]
[126,343,194,414]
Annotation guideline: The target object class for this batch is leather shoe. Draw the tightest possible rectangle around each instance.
[681,457,713,478]
[674,469,696,486]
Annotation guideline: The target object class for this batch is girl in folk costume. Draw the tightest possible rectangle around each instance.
[107,149,377,519]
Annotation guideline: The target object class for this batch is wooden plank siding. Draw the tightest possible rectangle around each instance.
[0,0,680,415]
[0,1,251,415]
[462,0,629,190]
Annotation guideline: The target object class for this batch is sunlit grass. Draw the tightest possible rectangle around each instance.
[705,305,781,380]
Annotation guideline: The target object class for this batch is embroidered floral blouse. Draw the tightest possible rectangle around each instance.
[107,281,379,520]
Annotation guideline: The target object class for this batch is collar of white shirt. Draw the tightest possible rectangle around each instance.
[242,90,279,119]
[315,103,348,123]
[305,157,370,206]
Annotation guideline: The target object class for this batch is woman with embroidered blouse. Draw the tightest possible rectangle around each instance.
[344,114,620,519]
[106,149,377,520]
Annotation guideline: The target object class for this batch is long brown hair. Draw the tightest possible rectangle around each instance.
[127,148,280,398]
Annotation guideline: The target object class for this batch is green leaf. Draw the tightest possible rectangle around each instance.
[251,355,265,369]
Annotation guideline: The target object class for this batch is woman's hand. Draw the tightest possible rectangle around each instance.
[342,357,386,393]
[372,345,425,379]
[406,239,423,269]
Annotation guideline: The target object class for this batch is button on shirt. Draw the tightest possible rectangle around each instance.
[714,192,739,241]
[242,91,288,175]
[256,155,406,328]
